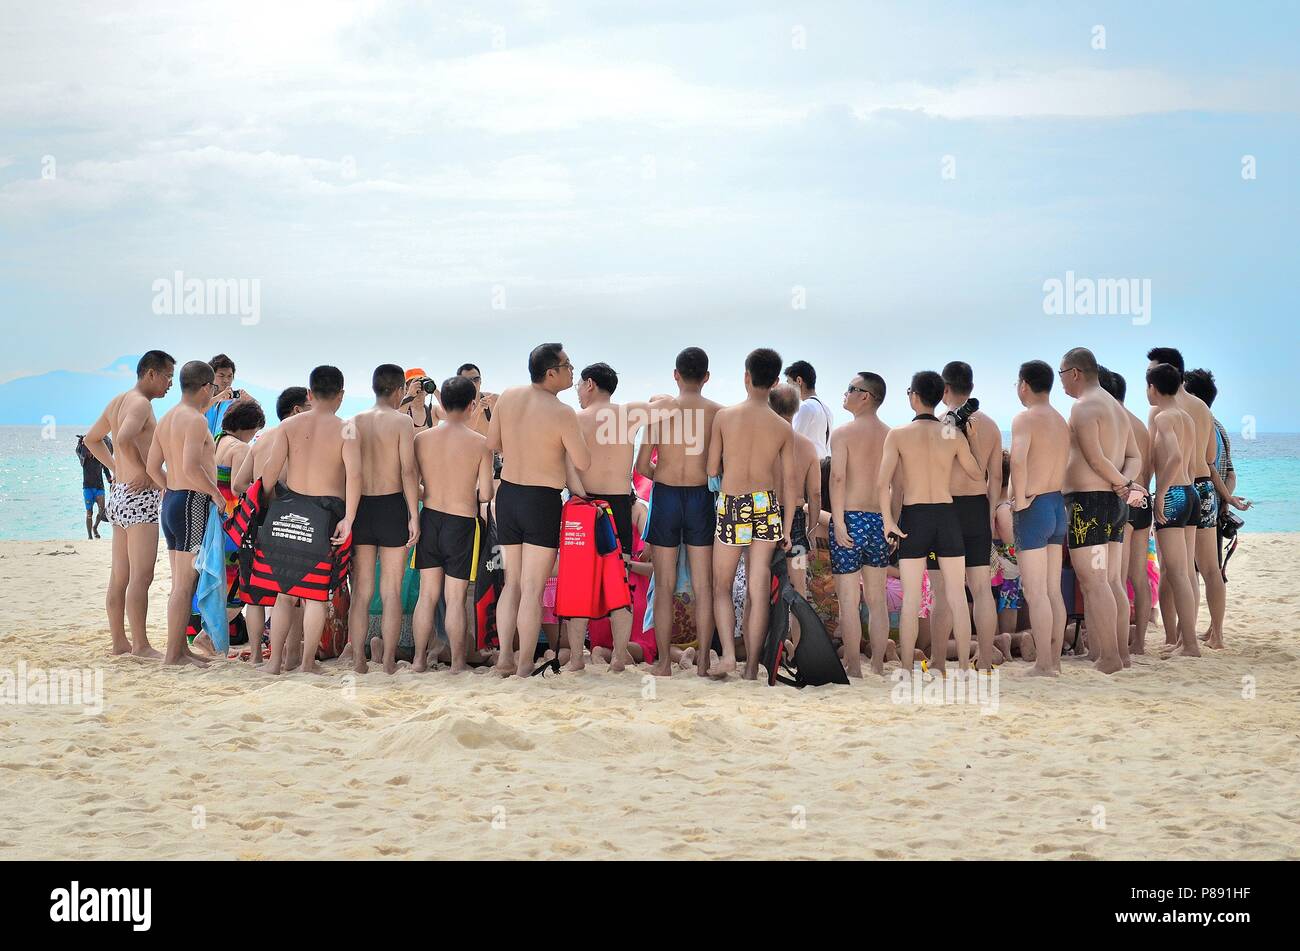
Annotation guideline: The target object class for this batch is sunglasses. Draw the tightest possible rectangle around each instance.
[550,361,574,373]
[846,385,870,395]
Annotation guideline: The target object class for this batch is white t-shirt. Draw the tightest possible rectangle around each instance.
[793,395,834,458]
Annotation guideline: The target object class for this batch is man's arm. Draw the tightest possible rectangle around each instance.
[397,418,420,546]
[84,411,115,475]
[561,408,591,473]
[477,442,496,503]
[232,438,261,496]
[1009,414,1031,512]
[145,429,167,491]
[181,419,222,507]
[878,433,902,536]
[983,420,1003,528]
[1119,421,1142,489]
[634,427,656,481]
[954,429,984,482]
[804,453,821,539]
[1072,406,1127,488]
[485,396,503,454]
[780,430,796,548]
[706,411,724,480]
[1150,418,1175,525]
[829,429,849,539]
[336,427,361,544]
[115,401,154,489]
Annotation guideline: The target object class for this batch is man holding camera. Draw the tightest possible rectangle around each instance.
[926,361,1003,670]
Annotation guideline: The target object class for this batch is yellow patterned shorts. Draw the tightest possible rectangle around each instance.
[715,489,783,547]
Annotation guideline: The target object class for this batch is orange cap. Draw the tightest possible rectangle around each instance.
[405,368,428,381]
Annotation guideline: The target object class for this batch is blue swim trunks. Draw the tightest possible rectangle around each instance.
[829,510,890,574]
[1012,491,1068,551]
[83,487,105,511]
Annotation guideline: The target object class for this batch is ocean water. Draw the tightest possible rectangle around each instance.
[1,425,1298,541]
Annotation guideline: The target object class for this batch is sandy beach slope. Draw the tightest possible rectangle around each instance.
[1,535,1296,860]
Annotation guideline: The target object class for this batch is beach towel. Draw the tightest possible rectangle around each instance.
[195,502,230,653]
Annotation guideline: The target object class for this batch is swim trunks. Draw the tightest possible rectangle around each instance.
[106,481,162,527]
[1127,496,1153,531]
[82,487,105,511]
[414,508,483,581]
[353,492,410,548]
[1156,484,1196,531]
[896,502,962,562]
[830,510,890,573]
[162,488,210,553]
[248,486,352,602]
[599,492,635,557]
[496,480,563,548]
[952,494,993,568]
[1193,476,1218,529]
[645,483,715,547]
[1064,490,1123,549]
[1012,491,1068,551]
[715,489,783,547]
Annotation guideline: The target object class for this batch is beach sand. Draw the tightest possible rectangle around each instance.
[1,534,1297,860]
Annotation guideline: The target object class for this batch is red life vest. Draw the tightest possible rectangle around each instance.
[555,497,631,620]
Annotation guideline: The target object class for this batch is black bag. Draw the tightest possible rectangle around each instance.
[761,549,849,688]
[1217,506,1243,581]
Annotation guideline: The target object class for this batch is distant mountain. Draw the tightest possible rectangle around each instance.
[0,356,370,426]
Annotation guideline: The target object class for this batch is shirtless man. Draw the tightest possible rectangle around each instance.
[455,363,499,437]
[635,347,723,678]
[828,372,892,676]
[571,363,664,672]
[348,365,420,675]
[412,376,495,673]
[928,361,1003,670]
[1099,368,1155,655]
[254,366,359,674]
[707,348,795,680]
[84,350,175,657]
[1059,347,1142,674]
[878,371,985,675]
[1146,349,1249,649]
[146,360,223,667]
[1145,362,1201,657]
[487,343,591,678]
[1008,360,1072,676]
[231,386,310,665]
[768,384,822,627]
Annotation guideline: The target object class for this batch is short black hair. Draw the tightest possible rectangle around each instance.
[528,343,565,383]
[1146,363,1183,397]
[372,363,405,398]
[675,347,709,383]
[180,359,215,395]
[581,362,618,395]
[1147,347,1185,374]
[136,350,175,377]
[745,348,782,389]
[209,353,236,374]
[275,386,309,421]
[440,375,477,412]
[909,370,944,408]
[941,360,974,397]
[783,360,816,389]
[1019,360,1054,394]
[858,371,886,403]
[1183,368,1217,407]
[457,363,480,376]
[1062,347,1098,377]
[1098,366,1126,402]
[222,399,265,433]
[309,365,344,399]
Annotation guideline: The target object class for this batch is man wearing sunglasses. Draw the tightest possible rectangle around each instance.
[487,343,591,677]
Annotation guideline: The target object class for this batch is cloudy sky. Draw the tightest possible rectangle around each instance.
[1,0,1296,428]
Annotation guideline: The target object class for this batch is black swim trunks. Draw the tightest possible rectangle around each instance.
[415,508,483,581]
[645,483,715,548]
[597,492,635,556]
[352,492,410,548]
[1193,476,1218,529]
[1127,499,1153,531]
[162,488,210,553]
[897,502,963,562]
[925,494,992,569]
[495,480,563,548]
[1064,490,1124,549]
[789,506,810,555]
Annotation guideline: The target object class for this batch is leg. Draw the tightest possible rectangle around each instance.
[684,544,715,677]
[107,527,131,654]
[928,568,952,664]
[936,556,972,672]
[833,571,864,678]
[376,546,407,674]
[413,568,445,673]
[1183,524,1200,642]
[709,543,744,677]
[1196,528,1226,649]
[605,610,634,673]
[1127,526,1152,654]
[1106,542,1131,668]
[564,618,588,672]
[1074,545,1121,673]
[1156,529,1201,657]
[512,544,555,677]
[284,601,305,669]
[493,544,523,674]
[266,593,294,674]
[897,558,926,673]
[647,544,677,676]
[347,546,377,673]
[443,576,470,672]
[742,542,776,680]
[164,550,206,667]
[244,604,266,663]
[966,565,997,670]
[862,566,890,676]
[124,523,161,657]
[1017,547,1056,676]
[297,600,329,672]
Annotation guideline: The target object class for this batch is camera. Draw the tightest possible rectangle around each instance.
[944,397,979,432]
[420,378,437,395]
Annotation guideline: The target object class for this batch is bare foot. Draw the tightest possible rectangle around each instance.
[1024,664,1058,678]
[648,659,673,678]
[563,657,585,672]
[708,656,737,679]
[295,658,323,674]
[412,654,428,673]
[162,652,208,669]
[131,644,163,660]
[495,652,516,678]
[1093,655,1123,674]
[844,653,863,678]
[111,638,132,656]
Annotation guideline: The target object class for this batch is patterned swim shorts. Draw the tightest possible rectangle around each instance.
[106,481,163,527]
[829,510,890,574]
[715,489,783,547]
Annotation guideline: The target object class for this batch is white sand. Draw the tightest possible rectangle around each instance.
[1,534,1297,860]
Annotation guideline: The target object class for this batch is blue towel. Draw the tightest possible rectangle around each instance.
[195,502,230,653]
[204,399,234,437]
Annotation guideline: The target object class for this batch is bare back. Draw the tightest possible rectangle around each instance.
[888,420,980,505]
[280,411,349,498]
[578,402,639,496]
[352,406,414,495]
[1065,389,1130,493]
[1175,389,1214,479]
[1125,408,1151,487]
[711,400,792,496]
[772,430,819,506]
[1152,406,1195,487]
[95,389,157,483]
[1011,403,1070,503]
[645,392,721,485]
[831,415,890,511]
[950,410,1001,497]
[153,404,215,492]
[416,423,493,517]
[493,385,582,490]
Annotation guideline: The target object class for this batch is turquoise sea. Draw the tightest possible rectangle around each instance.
[1,425,1298,541]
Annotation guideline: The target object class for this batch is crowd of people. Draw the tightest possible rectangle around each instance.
[78,342,1249,682]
